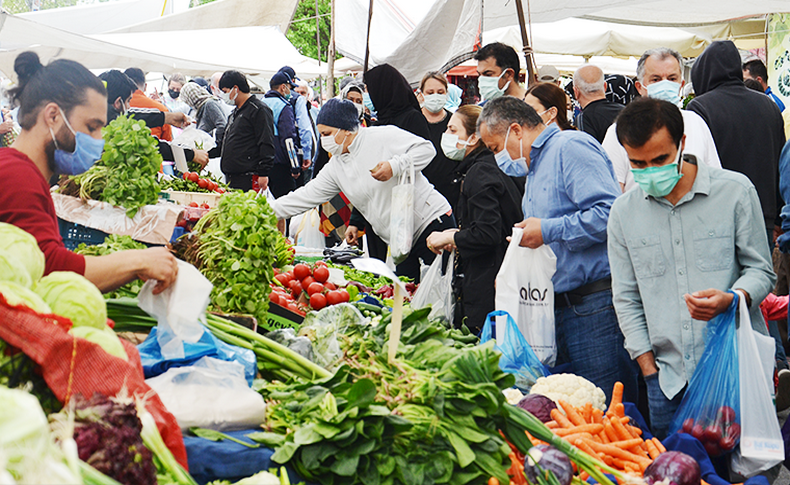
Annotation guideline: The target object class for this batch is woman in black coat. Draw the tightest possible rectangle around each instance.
[426,105,523,333]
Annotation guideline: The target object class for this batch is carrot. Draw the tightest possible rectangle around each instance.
[612,457,643,472]
[614,402,626,418]
[488,478,499,485]
[626,424,643,436]
[610,414,634,442]
[609,438,644,450]
[581,439,653,468]
[610,381,624,410]
[554,424,604,436]
[645,439,661,459]
[592,407,604,424]
[652,437,666,453]
[599,429,610,444]
[574,438,599,458]
[582,402,593,423]
[551,408,574,428]
[561,432,594,444]
[545,420,559,429]
[579,471,590,481]
[558,399,586,426]
[602,417,619,443]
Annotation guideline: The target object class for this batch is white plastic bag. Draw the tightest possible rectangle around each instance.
[146,357,266,432]
[172,126,216,152]
[731,290,784,476]
[494,227,557,366]
[138,260,213,359]
[290,208,325,249]
[410,251,455,323]
[389,161,415,265]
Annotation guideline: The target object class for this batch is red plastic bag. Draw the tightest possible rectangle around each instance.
[0,295,188,469]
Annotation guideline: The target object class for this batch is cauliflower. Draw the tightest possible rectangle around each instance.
[502,388,524,406]
[529,374,606,410]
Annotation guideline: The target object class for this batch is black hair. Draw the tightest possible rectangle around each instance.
[744,78,765,93]
[743,59,769,83]
[477,95,543,135]
[10,51,106,130]
[98,70,137,107]
[616,97,684,148]
[526,82,573,130]
[218,70,250,93]
[474,42,520,79]
[123,68,146,89]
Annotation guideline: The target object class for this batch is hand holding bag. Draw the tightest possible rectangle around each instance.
[389,160,415,265]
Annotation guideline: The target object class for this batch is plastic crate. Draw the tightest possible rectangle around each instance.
[58,218,109,250]
[161,190,221,208]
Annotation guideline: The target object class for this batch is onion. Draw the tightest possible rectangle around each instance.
[517,394,557,423]
[523,445,573,485]
[643,451,701,485]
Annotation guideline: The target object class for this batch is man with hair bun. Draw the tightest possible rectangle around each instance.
[0,51,178,294]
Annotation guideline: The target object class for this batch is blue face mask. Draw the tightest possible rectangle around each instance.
[646,80,682,106]
[494,126,527,177]
[363,92,375,114]
[50,107,105,176]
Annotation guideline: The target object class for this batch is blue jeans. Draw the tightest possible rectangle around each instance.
[554,289,639,406]
[644,372,684,440]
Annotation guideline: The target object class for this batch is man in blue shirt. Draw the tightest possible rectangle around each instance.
[478,96,639,405]
[743,59,786,112]
[608,98,775,438]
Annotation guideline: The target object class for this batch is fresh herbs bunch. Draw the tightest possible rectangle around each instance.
[74,236,147,299]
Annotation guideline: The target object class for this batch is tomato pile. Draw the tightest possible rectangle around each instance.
[680,405,740,456]
[271,262,350,314]
[182,172,225,193]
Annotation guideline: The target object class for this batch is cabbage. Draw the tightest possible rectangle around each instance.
[0,281,52,314]
[68,326,127,360]
[517,393,557,423]
[34,272,107,329]
[0,250,34,288]
[0,223,45,285]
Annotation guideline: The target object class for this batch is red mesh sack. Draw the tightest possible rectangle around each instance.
[0,295,188,469]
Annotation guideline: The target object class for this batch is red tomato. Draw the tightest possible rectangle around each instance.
[310,293,327,310]
[198,178,209,189]
[301,276,316,289]
[188,201,199,207]
[188,172,199,183]
[289,280,303,295]
[324,282,337,291]
[313,266,330,283]
[183,172,190,180]
[269,293,281,305]
[326,290,343,306]
[274,274,289,286]
[201,203,210,209]
[307,282,325,296]
[337,288,350,302]
[287,302,299,313]
[314,260,327,268]
[217,188,226,194]
[281,272,294,282]
[293,263,311,281]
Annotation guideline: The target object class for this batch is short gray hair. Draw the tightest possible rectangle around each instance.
[573,65,604,95]
[477,96,543,136]
[636,47,683,82]
[168,72,186,86]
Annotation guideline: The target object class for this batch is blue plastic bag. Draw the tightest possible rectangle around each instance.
[138,327,257,385]
[668,292,740,457]
[480,310,549,391]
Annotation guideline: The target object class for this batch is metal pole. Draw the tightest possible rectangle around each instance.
[513,0,535,85]
[316,0,322,103]
[327,0,336,98]
[363,0,374,73]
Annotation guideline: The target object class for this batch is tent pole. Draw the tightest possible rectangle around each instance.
[363,0,374,73]
[327,0,336,98]
[316,0,322,103]
[514,0,535,85]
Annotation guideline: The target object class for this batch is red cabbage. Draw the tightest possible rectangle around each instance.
[644,451,701,485]
[517,394,557,423]
[523,444,573,485]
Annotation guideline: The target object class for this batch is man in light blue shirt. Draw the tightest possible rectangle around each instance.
[478,96,639,405]
[279,67,315,184]
[608,98,775,438]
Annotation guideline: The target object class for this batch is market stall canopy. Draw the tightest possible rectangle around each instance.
[16,0,171,35]
[109,0,299,36]
[0,15,331,80]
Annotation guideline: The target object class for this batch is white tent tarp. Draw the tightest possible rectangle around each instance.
[18,0,171,35]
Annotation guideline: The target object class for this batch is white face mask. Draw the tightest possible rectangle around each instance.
[220,87,236,106]
[354,102,364,117]
[478,70,511,101]
[322,130,349,156]
[440,132,470,161]
[423,93,447,114]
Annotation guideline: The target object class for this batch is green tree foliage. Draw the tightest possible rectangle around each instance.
[286,0,334,63]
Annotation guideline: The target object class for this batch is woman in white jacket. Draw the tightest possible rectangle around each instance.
[271,98,454,280]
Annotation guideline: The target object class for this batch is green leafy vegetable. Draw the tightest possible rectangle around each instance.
[0,222,45,287]
[0,280,52,314]
[189,427,260,448]
[74,235,147,299]
[34,272,107,328]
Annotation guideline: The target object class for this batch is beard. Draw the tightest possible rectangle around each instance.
[46,122,76,174]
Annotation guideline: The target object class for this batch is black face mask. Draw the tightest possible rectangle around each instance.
[169,89,180,99]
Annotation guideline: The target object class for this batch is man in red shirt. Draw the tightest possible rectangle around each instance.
[124,67,172,142]
[0,52,177,294]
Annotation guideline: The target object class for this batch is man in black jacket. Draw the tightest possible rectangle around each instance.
[573,65,623,143]
[687,41,786,245]
[218,70,276,192]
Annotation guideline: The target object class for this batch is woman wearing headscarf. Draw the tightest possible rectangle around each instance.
[179,81,227,158]
[364,64,430,140]
[271,99,454,281]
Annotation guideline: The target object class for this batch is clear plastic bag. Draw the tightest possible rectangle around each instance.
[389,161,415,265]
[480,310,549,391]
[731,290,784,476]
[410,251,454,323]
[146,357,266,432]
[172,126,217,152]
[298,303,368,369]
[669,291,740,457]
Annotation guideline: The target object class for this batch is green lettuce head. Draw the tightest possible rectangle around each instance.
[0,250,34,288]
[34,272,107,329]
[0,223,45,285]
[0,280,52,314]
[69,326,127,360]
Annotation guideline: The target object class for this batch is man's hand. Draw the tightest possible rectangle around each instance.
[684,289,735,321]
[426,229,458,255]
[257,176,269,191]
[345,225,360,245]
[513,218,544,248]
[0,119,13,135]
[164,111,190,128]
[302,158,312,170]
[370,161,394,182]
[136,247,178,295]
[192,150,209,169]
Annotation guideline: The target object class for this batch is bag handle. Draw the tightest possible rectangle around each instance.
[398,156,415,186]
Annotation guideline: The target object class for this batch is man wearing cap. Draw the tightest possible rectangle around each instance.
[263,70,303,198]
[278,66,315,184]
[537,65,561,86]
